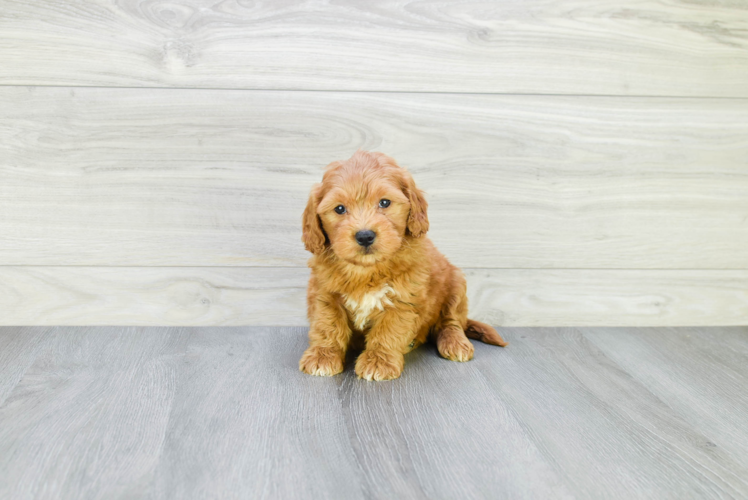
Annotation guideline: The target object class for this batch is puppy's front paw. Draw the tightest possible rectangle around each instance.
[355,349,404,381]
[299,346,345,376]
[437,333,474,362]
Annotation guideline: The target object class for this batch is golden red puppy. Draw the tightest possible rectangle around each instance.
[300,151,507,381]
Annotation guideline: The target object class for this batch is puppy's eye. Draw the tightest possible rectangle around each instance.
[379,199,391,208]
[334,205,346,214]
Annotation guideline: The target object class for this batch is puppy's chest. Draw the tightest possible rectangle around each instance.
[341,285,395,330]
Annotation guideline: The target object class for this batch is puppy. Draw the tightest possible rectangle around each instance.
[299,151,507,381]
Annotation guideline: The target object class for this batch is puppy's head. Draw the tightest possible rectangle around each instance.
[302,151,428,266]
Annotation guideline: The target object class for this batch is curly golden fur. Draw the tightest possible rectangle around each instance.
[299,151,507,381]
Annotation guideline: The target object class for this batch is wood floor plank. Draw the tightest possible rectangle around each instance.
[334,345,573,499]
[0,327,191,500]
[142,327,365,500]
[3,88,748,269]
[1,1,747,96]
[0,326,56,407]
[582,327,748,468]
[1,267,746,327]
[2,327,748,499]
[475,327,748,499]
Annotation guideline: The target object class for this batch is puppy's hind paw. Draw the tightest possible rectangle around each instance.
[299,346,345,376]
[437,333,475,362]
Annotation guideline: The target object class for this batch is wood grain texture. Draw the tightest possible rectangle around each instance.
[0,326,56,407]
[1,326,748,499]
[1,267,746,327]
[463,269,748,327]
[1,1,747,96]
[0,327,191,500]
[584,327,748,468]
[3,87,747,269]
[0,267,310,327]
[484,327,748,499]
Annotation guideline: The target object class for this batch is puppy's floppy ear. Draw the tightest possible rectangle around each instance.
[302,183,327,254]
[400,169,429,238]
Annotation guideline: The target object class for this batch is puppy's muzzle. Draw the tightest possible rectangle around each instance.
[355,230,376,247]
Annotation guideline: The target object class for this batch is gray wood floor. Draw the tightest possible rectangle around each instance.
[1,327,747,499]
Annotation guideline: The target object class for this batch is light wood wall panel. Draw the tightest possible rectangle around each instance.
[2,1,746,326]
[1,1,747,96]
[1,267,746,327]
[2,87,747,269]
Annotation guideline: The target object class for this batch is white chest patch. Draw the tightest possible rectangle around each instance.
[343,285,395,330]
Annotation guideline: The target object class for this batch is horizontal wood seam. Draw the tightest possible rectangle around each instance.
[2,84,748,100]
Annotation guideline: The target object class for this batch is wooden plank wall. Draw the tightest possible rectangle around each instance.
[1,0,747,326]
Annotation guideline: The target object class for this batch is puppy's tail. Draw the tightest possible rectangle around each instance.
[465,319,508,347]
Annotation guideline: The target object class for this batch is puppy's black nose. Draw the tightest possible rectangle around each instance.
[355,230,376,247]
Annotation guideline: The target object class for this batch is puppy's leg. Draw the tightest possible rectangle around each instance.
[300,291,352,377]
[355,309,417,381]
[433,271,475,362]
